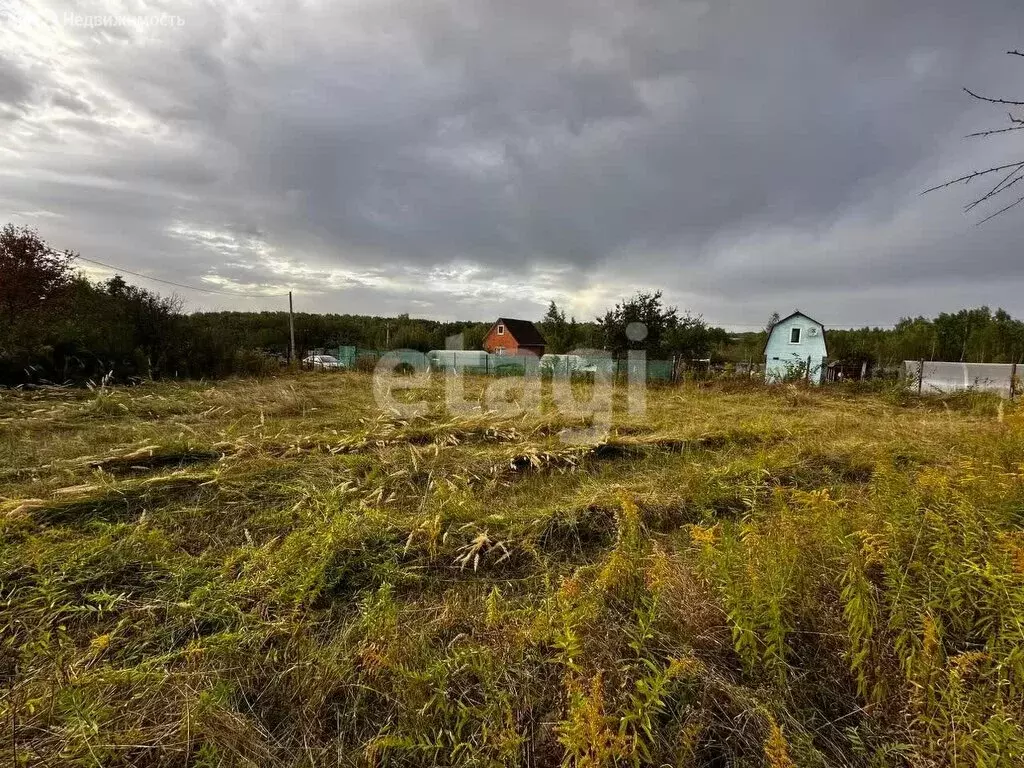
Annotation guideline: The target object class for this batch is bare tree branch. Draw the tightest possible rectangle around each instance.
[977,193,1024,224]
[978,162,1024,197]
[965,168,1024,212]
[966,179,1024,213]
[921,161,1024,195]
[928,51,1024,222]
[963,87,1024,106]
[989,163,1024,194]
[965,125,1024,138]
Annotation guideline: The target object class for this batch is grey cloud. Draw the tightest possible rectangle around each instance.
[0,55,31,109]
[2,0,1024,325]
[51,90,93,114]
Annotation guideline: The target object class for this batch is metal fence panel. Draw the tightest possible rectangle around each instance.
[647,359,674,382]
[330,347,686,383]
[335,346,356,368]
[904,360,1015,396]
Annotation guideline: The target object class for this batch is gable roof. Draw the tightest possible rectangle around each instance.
[772,310,824,329]
[493,318,547,346]
[763,311,828,355]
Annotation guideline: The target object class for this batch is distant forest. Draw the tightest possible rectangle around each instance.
[2,224,1023,384]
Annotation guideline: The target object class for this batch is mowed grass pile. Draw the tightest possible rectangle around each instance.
[2,374,1024,767]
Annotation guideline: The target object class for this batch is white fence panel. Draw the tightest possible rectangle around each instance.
[903,361,1016,396]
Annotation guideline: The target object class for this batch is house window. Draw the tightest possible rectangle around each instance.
[790,327,801,343]
[497,324,504,335]
[494,346,505,356]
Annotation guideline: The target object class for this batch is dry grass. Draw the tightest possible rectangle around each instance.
[1,374,1023,766]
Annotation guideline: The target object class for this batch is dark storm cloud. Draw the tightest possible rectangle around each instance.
[0,54,31,110]
[3,0,1024,323]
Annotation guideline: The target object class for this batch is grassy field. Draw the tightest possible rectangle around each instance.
[2,374,1023,767]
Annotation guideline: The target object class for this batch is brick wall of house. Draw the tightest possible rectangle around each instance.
[481,319,547,357]
[483,323,518,355]
[482,323,545,357]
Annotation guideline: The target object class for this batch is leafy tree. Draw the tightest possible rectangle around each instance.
[598,291,678,357]
[666,314,730,360]
[0,225,76,359]
[456,323,489,351]
[390,323,434,352]
[541,301,577,354]
[597,291,725,360]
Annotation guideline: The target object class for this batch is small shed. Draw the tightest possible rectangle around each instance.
[827,359,871,382]
[764,311,827,384]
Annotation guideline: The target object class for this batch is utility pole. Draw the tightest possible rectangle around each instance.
[288,291,296,365]
[385,321,390,350]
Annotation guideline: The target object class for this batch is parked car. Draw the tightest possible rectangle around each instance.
[303,354,344,371]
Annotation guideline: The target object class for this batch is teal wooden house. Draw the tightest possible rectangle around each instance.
[764,311,827,384]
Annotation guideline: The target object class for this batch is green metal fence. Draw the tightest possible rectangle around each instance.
[329,347,681,383]
[335,346,357,368]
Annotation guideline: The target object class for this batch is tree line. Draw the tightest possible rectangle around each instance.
[3,223,1023,384]
[0,225,730,384]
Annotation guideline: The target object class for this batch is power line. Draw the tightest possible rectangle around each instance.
[74,255,291,298]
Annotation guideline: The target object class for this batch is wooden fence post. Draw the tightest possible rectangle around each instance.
[918,358,924,395]
[1011,362,1018,400]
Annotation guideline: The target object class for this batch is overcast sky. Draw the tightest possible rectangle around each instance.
[2,0,1024,328]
